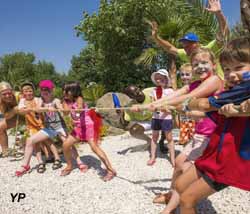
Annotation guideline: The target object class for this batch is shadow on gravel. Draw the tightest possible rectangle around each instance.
[170,199,218,214]
[79,155,107,176]
[196,199,218,214]
[117,143,149,155]
[115,176,171,194]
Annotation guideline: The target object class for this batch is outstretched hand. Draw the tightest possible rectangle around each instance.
[218,104,239,117]
[146,20,158,38]
[240,99,250,113]
[206,0,221,13]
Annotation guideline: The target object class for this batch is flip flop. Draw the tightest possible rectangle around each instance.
[37,163,46,174]
[52,159,62,170]
[15,165,31,177]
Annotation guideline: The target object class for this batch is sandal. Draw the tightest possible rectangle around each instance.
[52,159,62,170]
[15,165,30,177]
[46,157,55,164]
[60,168,72,176]
[77,163,88,173]
[102,171,117,182]
[0,149,11,158]
[153,192,172,204]
[147,159,156,166]
[37,163,46,173]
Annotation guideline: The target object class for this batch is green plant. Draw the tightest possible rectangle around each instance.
[83,83,106,106]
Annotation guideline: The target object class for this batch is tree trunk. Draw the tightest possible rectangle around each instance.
[168,54,177,90]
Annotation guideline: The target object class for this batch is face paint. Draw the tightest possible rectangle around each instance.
[193,61,212,74]
[241,71,250,82]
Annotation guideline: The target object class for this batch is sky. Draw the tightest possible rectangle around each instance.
[0,0,240,73]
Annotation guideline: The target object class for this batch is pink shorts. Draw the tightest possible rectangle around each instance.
[71,114,95,142]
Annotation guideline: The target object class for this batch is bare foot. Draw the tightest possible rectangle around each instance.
[102,170,117,182]
[153,192,172,204]
[147,158,156,166]
[60,167,72,176]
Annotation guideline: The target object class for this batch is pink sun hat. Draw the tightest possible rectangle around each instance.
[39,80,55,90]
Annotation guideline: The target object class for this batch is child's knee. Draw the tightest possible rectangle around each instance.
[26,138,34,147]
[179,192,196,209]
[174,177,185,194]
[175,161,182,172]
[63,142,71,150]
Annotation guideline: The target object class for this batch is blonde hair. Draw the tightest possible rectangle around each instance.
[190,48,216,65]
[179,63,192,72]
[0,82,17,114]
[220,37,250,66]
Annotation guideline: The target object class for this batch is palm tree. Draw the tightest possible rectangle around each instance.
[135,0,219,88]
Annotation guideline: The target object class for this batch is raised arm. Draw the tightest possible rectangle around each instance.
[148,21,178,55]
[206,0,230,41]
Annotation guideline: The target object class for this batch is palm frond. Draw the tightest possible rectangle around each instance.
[134,48,158,66]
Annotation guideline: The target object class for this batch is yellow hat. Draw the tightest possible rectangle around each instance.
[0,81,12,93]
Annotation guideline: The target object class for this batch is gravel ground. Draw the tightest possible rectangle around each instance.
[0,134,250,214]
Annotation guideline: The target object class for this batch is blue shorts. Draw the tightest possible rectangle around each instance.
[151,119,173,132]
[40,128,66,139]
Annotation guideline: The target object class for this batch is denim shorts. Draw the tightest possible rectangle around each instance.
[40,128,66,139]
[151,119,173,132]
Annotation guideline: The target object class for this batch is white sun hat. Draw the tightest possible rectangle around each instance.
[151,69,170,85]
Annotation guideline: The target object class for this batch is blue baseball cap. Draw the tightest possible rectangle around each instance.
[179,33,199,43]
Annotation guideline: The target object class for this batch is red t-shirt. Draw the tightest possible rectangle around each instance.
[195,112,250,191]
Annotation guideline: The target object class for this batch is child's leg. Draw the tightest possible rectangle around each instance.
[0,121,9,154]
[153,153,188,207]
[148,130,159,164]
[40,142,51,160]
[46,139,60,161]
[159,165,201,214]
[88,140,115,174]
[175,165,215,214]
[71,145,81,164]
[62,135,77,170]
[165,130,175,167]
[34,143,43,164]
[20,132,49,167]
[71,145,88,172]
